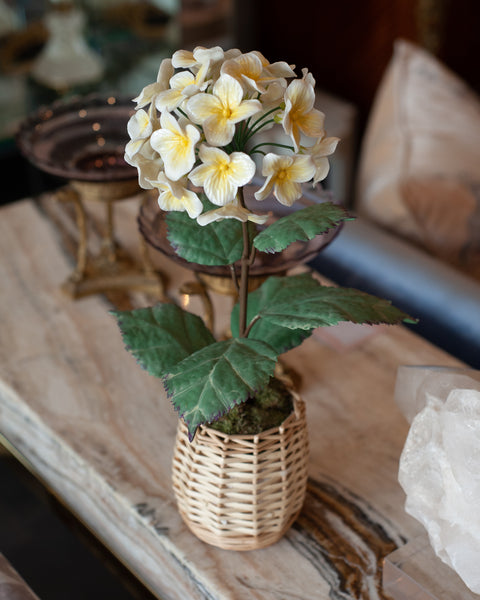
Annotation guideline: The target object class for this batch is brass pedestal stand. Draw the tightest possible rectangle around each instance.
[57,179,165,300]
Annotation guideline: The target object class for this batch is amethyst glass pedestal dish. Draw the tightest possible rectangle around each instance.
[139,184,343,330]
[15,94,164,300]
[139,184,342,280]
[16,93,136,183]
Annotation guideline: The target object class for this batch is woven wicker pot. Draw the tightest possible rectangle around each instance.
[171,394,309,551]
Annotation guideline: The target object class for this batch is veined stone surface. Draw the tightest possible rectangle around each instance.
[0,193,464,599]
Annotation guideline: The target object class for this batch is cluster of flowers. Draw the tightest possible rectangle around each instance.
[125,46,339,225]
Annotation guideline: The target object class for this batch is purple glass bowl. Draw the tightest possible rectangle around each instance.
[139,184,343,279]
[16,93,136,182]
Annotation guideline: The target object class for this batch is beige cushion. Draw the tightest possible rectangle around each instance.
[355,39,480,274]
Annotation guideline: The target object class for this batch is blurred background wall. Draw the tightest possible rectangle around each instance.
[233,0,480,130]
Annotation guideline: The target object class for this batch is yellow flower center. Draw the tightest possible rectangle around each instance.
[173,133,190,155]
[216,158,231,173]
[222,106,233,119]
[276,168,288,181]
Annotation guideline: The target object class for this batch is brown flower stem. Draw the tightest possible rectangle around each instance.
[230,264,239,293]
[239,221,250,337]
[238,188,250,338]
[244,314,261,338]
[249,245,256,266]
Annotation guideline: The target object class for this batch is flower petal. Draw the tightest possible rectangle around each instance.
[197,203,268,225]
[172,71,196,90]
[228,152,257,185]
[254,175,275,201]
[127,109,152,140]
[155,88,184,112]
[198,144,224,164]
[134,59,173,108]
[287,154,316,182]
[296,108,325,138]
[213,73,243,108]
[314,135,340,157]
[230,99,262,123]
[193,46,224,64]
[172,49,195,68]
[265,60,296,79]
[189,146,255,205]
[133,82,161,109]
[260,81,286,108]
[151,112,200,180]
[156,58,174,86]
[203,115,235,147]
[307,135,340,184]
[285,78,315,114]
[166,187,203,219]
[125,137,144,160]
[274,180,302,206]
[282,76,323,150]
[186,93,222,124]
[197,207,230,225]
[261,153,292,177]
[222,52,263,87]
[312,157,330,184]
[139,138,158,160]
[203,170,237,205]
[188,162,211,187]
[150,172,203,218]
[126,152,163,189]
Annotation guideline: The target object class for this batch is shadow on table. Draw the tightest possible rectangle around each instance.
[0,451,157,600]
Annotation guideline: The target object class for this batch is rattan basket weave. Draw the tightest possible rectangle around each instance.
[172,394,309,550]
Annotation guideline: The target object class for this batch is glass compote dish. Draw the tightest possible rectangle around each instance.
[16,93,165,299]
[138,180,342,330]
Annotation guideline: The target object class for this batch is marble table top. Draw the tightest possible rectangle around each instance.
[0,192,464,600]
[0,554,40,600]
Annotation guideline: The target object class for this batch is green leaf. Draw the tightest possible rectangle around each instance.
[253,202,352,253]
[111,303,215,377]
[166,193,257,265]
[164,338,277,440]
[231,275,315,353]
[242,274,416,332]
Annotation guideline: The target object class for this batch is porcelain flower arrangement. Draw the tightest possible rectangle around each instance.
[113,46,414,440]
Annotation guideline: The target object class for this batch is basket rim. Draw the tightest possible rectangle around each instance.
[182,392,305,443]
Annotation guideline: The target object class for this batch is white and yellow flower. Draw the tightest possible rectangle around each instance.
[254,153,315,206]
[207,48,242,81]
[125,143,164,189]
[282,70,325,151]
[124,105,163,188]
[125,107,154,160]
[133,58,174,109]
[150,112,200,181]
[197,198,269,226]
[172,46,224,70]
[259,80,287,112]
[222,50,294,93]
[252,50,296,79]
[306,134,340,185]
[148,172,203,218]
[186,74,261,147]
[155,68,210,113]
[189,145,256,206]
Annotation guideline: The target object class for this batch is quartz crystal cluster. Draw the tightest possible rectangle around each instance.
[396,366,480,594]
